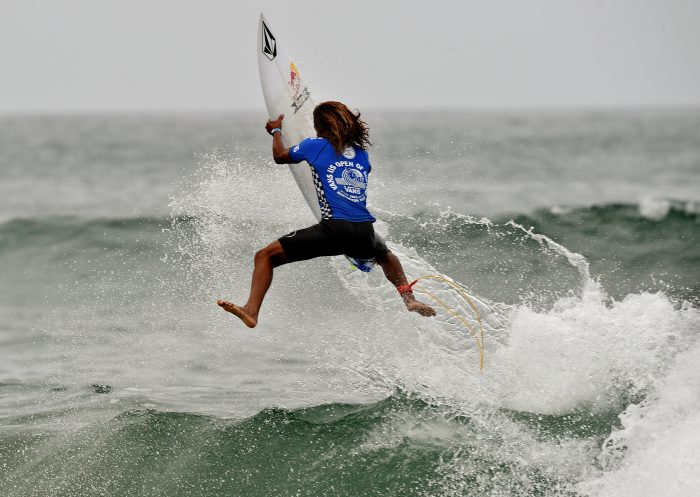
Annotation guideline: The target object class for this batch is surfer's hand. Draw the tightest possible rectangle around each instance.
[265,114,284,135]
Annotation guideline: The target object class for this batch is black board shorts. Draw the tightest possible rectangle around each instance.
[278,219,389,263]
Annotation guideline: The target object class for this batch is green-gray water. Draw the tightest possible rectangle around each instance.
[1,110,699,496]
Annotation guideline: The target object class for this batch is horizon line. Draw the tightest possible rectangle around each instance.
[2,102,700,117]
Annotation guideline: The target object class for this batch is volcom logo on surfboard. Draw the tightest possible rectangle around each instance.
[261,21,277,60]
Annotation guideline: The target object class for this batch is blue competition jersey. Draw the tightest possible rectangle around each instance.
[288,137,376,222]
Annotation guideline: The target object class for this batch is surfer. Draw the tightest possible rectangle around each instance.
[218,101,436,327]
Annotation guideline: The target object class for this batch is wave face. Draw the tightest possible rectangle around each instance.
[1,112,699,497]
[0,385,690,497]
[5,393,548,497]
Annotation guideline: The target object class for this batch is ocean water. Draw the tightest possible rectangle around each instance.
[1,110,699,496]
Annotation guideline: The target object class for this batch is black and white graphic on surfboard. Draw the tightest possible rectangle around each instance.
[289,62,310,113]
[261,21,276,60]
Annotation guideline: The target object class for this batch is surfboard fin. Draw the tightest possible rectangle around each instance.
[347,256,375,272]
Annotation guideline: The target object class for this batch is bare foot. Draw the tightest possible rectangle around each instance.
[406,299,437,317]
[217,300,258,328]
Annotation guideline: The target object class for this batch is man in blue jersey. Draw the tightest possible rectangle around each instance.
[218,101,435,327]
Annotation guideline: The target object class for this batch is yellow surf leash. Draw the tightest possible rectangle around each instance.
[399,275,485,371]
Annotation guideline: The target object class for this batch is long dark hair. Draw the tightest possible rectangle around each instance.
[313,101,371,153]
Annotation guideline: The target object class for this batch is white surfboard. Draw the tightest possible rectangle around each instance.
[257,13,321,220]
[256,13,383,271]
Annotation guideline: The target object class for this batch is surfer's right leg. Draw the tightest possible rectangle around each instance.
[217,240,287,328]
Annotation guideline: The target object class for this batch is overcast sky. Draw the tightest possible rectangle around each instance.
[1,0,698,113]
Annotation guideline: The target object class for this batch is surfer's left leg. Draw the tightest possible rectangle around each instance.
[375,251,436,317]
[217,240,287,328]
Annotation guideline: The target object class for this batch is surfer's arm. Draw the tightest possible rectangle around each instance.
[271,132,293,164]
[266,114,294,164]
